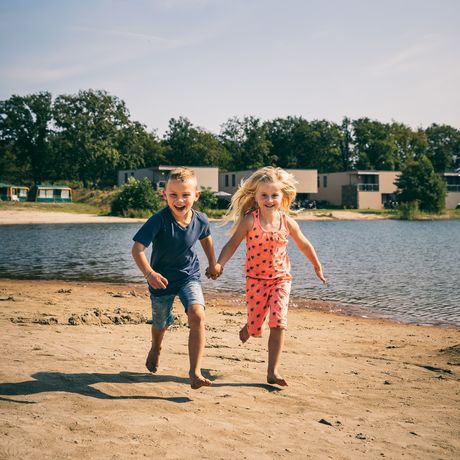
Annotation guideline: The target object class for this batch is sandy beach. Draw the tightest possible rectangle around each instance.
[0,279,458,459]
[0,208,390,225]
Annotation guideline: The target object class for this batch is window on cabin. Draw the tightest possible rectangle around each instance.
[39,189,53,198]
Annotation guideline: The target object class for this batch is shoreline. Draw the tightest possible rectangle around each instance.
[0,278,458,459]
[1,207,458,225]
[1,277,458,330]
[0,208,392,225]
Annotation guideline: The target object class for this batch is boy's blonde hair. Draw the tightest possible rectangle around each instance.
[224,167,297,234]
[166,167,197,187]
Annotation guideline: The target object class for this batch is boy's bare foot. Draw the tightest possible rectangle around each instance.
[145,346,161,373]
[267,373,288,386]
[239,325,249,344]
[189,373,212,390]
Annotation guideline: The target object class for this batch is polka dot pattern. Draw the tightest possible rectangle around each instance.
[243,208,292,337]
[245,209,291,280]
[245,277,291,337]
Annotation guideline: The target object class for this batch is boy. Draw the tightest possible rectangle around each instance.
[132,167,220,389]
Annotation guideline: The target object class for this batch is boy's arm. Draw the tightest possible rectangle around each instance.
[131,241,168,289]
[199,235,219,277]
[286,217,326,284]
[217,215,252,271]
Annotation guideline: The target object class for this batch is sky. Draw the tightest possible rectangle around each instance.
[1,0,459,136]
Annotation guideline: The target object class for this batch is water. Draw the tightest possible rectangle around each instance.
[0,220,459,327]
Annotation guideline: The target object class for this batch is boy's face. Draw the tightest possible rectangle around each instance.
[163,179,200,220]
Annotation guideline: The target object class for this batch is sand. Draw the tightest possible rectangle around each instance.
[0,279,458,459]
[0,209,388,225]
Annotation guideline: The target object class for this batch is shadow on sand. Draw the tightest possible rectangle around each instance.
[0,370,281,404]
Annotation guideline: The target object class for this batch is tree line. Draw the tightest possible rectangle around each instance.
[1,89,459,187]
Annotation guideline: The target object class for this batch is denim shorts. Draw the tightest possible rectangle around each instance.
[149,279,205,330]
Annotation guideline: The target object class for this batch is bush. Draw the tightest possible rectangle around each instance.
[111,177,163,217]
[197,186,218,210]
[396,156,446,213]
[399,201,420,220]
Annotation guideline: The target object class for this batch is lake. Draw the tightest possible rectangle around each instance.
[0,219,459,327]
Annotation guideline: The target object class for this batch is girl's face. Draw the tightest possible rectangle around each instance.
[255,181,284,213]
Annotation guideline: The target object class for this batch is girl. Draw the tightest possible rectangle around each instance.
[214,167,326,386]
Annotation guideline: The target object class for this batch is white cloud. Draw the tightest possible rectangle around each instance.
[370,35,441,76]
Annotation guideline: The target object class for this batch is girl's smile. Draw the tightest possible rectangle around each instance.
[255,182,283,212]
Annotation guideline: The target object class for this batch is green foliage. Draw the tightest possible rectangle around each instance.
[398,201,421,220]
[197,186,218,210]
[425,123,460,172]
[203,209,228,218]
[0,92,53,183]
[396,156,446,213]
[2,89,460,189]
[111,177,163,217]
[265,117,343,172]
[164,117,231,169]
[220,116,276,170]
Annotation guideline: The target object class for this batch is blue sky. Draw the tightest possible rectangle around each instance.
[1,0,459,135]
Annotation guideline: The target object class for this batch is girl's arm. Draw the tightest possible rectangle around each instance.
[286,217,326,284]
[216,215,253,272]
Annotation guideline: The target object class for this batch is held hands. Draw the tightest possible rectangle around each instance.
[315,265,327,285]
[145,271,169,289]
[205,263,223,280]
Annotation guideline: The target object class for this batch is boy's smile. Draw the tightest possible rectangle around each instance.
[163,179,200,223]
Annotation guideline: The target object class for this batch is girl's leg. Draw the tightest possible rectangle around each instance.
[267,326,288,386]
[239,324,250,343]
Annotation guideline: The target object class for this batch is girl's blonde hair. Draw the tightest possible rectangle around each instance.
[224,167,297,234]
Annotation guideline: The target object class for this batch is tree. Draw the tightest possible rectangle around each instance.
[265,117,343,172]
[339,117,354,171]
[220,116,275,170]
[388,122,427,170]
[117,123,165,170]
[425,124,460,172]
[163,117,231,168]
[352,118,397,170]
[395,155,446,213]
[53,89,133,187]
[0,92,53,183]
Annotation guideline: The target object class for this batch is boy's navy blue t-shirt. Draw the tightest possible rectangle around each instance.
[133,206,210,296]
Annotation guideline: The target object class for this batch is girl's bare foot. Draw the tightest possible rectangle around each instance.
[239,325,250,344]
[189,373,212,390]
[145,346,161,373]
[267,373,288,386]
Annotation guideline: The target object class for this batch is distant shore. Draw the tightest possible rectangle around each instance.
[0,209,390,225]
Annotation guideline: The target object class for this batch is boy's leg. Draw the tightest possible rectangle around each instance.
[146,326,166,373]
[267,327,287,386]
[178,281,211,389]
[187,304,211,389]
[147,293,175,373]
